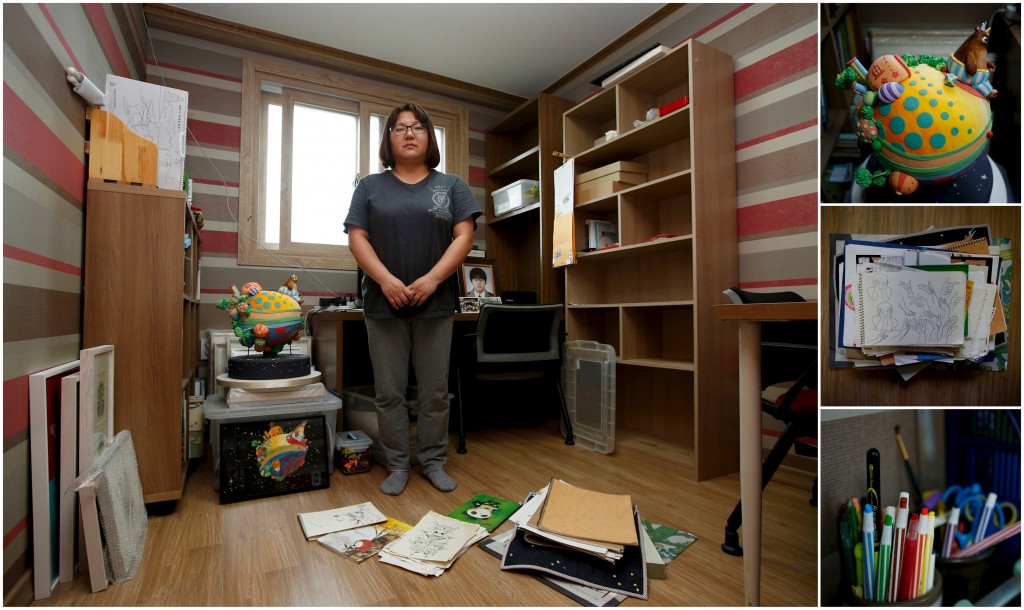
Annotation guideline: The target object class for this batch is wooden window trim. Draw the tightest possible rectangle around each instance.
[239,57,469,269]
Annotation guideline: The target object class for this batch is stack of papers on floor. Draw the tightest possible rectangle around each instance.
[829,224,1012,379]
[499,479,649,600]
[379,511,488,577]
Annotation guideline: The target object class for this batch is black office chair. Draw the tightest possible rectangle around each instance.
[721,287,818,556]
[453,304,575,453]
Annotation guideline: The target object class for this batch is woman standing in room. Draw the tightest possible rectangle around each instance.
[344,103,480,495]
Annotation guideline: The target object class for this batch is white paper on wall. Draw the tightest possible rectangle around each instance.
[104,75,188,190]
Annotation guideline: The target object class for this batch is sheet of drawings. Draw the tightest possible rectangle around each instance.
[299,501,386,538]
[552,159,575,268]
[384,511,482,563]
[104,75,188,190]
[857,270,966,347]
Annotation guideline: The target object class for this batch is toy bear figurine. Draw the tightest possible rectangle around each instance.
[944,23,998,99]
[279,274,303,304]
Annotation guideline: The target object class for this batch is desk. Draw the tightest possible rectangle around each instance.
[713,301,818,607]
[309,310,478,396]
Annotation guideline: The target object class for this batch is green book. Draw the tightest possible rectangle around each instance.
[447,493,521,532]
[642,519,696,563]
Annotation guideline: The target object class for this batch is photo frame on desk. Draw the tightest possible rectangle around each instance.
[460,296,501,314]
[28,360,80,600]
[79,345,115,473]
[460,259,500,298]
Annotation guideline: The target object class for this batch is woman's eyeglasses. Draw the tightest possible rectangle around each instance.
[391,123,427,136]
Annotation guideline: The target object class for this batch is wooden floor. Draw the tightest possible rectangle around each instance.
[32,422,818,607]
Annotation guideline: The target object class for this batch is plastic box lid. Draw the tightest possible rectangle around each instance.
[336,429,373,450]
[562,340,616,454]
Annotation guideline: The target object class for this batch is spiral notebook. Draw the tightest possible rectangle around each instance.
[856,267,968,347]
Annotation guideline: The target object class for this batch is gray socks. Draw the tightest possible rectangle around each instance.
[425,470,457,492]
[381,470,456,495]
[380,471,409,495]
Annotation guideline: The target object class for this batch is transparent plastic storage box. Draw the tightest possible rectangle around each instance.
[562,340,616,454]
[491,179,539,216]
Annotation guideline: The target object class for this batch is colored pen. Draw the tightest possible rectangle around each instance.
[953,520,1021,558]
[875,512,893,602]
[894,426,924,503]
[850,497,862,530]
[861,503,876,600]
[941,505,960,558]
[916,508,931,596]
[854,542,865,599]
[898,512,921,601]
[839,509,858,591]
[974,492,997,544]
[923,513,937,594]
[867,448,881,550]
[889,493,909,602]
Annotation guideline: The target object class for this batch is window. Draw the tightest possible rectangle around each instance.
[239,58,468,269]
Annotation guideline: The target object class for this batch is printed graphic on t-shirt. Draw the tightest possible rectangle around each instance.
[429,185,453,221]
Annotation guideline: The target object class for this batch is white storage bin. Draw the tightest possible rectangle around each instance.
[492,179,539,216]
[203,392,342,489]
[562,340,616,454]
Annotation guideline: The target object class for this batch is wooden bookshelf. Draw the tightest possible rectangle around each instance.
[82,182,200,503]
[562,40,739,482]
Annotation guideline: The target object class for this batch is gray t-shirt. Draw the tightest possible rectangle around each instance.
[344,170,481,318]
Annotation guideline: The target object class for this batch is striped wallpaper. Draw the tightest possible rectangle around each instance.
[3,3,818,600]
[3,3,149,599]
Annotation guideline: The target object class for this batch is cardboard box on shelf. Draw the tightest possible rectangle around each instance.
[575,161,648,203]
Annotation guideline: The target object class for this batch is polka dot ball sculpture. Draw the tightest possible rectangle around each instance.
[834,24,996,197]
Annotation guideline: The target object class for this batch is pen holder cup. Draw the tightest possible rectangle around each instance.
[841,571,943,606]
[936,546,995,604]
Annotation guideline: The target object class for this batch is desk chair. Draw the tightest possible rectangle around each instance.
[453,304,575,454]
[721,288,818,556]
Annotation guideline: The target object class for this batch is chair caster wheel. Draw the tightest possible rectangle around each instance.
[722,530,743,556]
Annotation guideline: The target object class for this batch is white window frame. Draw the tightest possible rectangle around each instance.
[239,57,469,269]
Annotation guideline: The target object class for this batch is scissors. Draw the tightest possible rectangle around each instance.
[941,483,982,512]
[952,489,1018,549]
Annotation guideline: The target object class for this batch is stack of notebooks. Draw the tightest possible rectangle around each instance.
[498,479,650,600]
[829,224,1012,379]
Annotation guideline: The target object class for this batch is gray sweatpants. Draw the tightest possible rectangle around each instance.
[364,315,454,473]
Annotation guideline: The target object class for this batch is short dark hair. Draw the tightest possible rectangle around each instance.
[379,103,441,169]
[469,267,487,281]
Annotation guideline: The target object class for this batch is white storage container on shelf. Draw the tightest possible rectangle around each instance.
[561,340,616,454]
[491,179,539,216]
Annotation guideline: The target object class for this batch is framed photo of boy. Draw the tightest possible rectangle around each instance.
[460,259,500,298]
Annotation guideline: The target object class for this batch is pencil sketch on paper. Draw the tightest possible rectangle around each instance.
[859,271,964,346]
[408,519,461,559]
[299,502,386,539]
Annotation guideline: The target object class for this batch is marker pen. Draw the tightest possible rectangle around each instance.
[889,492,910,602]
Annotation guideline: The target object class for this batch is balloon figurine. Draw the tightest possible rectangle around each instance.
[216,280,304,357]
[835,24,996,198]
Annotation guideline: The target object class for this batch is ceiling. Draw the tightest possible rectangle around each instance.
[168,3,666,98]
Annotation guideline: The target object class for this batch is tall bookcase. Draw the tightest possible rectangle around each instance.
[820,3,865,202]
[83,182,200,503]
[484,93,574,304]
[561,40,739,481]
